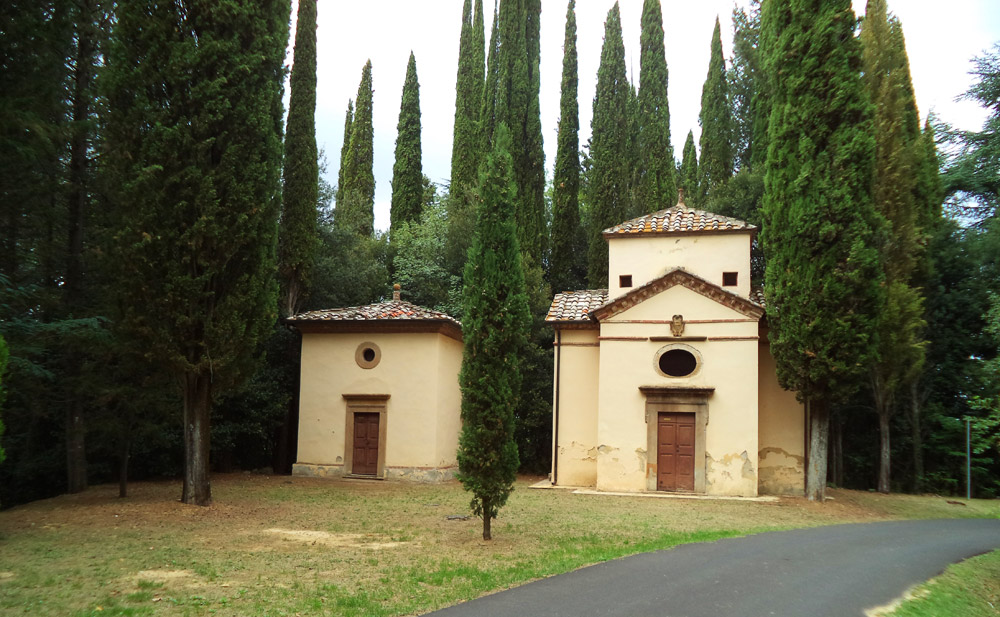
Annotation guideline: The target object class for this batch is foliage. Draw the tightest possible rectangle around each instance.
[697,18,733,207]
[940,44,1000,224]
[0,333,7,466]
[586,2,631,287]
[279,0,319,318]
[392,198,463,317]
[729,0,762,172]
[336,99,353,205]
[550,0,585,294]
[102,0,290,505]
[390,52,424,234]
[337,60,376,237]
[450,0,486,198]
[761,0,882,500]
[636,0,676,212]
[678,130,698,201]
[707,167,765,279]
[889,548,1000,617]
[457,124,530,540]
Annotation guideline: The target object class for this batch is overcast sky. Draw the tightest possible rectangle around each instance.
[294,1,1000,232]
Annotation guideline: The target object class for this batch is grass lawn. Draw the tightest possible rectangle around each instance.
[878,548,1000,617]
[0,474,997,617]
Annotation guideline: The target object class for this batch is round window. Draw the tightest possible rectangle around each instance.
[355,342,381,369]
[656,347,699,377]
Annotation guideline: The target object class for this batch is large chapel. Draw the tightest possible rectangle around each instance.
[545,192,806,497]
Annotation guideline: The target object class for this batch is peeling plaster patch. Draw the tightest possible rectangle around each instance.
[759,447,805,495]
[635,448,647,473]
[705,451,756,496]
[385,467,456,483]
[597,444,617,455]
[335,456,343,463]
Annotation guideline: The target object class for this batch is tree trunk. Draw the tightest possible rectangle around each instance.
[834,415,844,488]
[66,402,88,493]
[118,432,130,498]
[877,409,891,494]
[274,329,301,474]
[909,381,923,493]
[806,398,829,501]
[181,372,213,506]
[482,498,492,541]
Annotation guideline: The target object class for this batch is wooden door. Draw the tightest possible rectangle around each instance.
[352,412,380,475]
[657,412,695,491]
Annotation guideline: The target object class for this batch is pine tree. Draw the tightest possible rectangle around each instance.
[103,0,290,505]
[336,99,353,206]
[451,0,486,197]
[337,60,375,236]
[760,0,883,502]
[697,17,733,207]
[457,123,530,541]
[587,2,630,287]
[391,52,423,234]
[279,0,319,317]
[679,130,698,202]
[550,0,584,293]
[637,0,675,212]
[861,0,926,494]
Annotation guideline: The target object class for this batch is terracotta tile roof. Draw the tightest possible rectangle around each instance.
[546,289,609,322]
[602,205,755,236]
[750,286,766,307]
[289,300,461,326]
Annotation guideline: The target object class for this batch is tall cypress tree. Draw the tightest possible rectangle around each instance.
[697,17,733,207]
[451,0,485,197]
[279,0,319,317]
[485,0,546,264]
[637,0,675,211]
[679,129,699,200]
[456,123,530,541]
[336,99,353,207]
[760,0,883,501]
[103,0,290,505]
[550,0,584,293]
[587,2,630,287]
[861,0,926,494]
[391,52,423,234]
[730,0,763,172]
[480,4,500,165]
[337,60,375,237]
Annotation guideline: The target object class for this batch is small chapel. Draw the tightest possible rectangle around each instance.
[545,191,806,497]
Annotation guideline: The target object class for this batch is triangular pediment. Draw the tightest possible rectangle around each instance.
[590,268,764,321]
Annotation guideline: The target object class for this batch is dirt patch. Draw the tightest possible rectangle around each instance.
[133,569,195,582]
[0,571,14,581]
[263,528,409,549]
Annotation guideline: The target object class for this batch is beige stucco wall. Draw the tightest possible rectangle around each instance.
[758,334,806,495]
[607,233,752,300]
[594,285,760,496]
[551,328,600,487]
[294,330,461,481]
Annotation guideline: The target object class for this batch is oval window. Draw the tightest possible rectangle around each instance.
[658,348,697,377]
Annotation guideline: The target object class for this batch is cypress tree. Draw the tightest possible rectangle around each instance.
[0,333,7,467]
[480,4,500,164]
[279,0,319,317]
[861,0,926,493]
[486,0,546,264]
[336,99,353,207]
[637,0,676,211]
[103,0,290,505]
[550,0,584,293]
[730,0,763,171]
[456,123,530,541]
[587,2,630,287]
[697,17,733,207]
[337,60,375,237]
[390,52,423,234]
[760,0,883,501]
[679,130,698,199]
[451,0,486,196]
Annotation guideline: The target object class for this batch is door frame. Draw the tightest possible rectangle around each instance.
[342,394,390,478]
[640,387,712,493]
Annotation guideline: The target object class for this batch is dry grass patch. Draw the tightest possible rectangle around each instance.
[0,474,997,617]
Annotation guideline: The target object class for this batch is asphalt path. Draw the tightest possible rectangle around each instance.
[423,519,1000,617]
